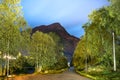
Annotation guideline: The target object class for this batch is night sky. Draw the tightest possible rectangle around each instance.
[21,0,109,38]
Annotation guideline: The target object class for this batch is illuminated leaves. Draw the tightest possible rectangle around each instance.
[0,0,26,56]
[30,31,57,71]
[73,0,120,71]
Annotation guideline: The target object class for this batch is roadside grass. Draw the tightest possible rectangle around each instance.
[35,68,68,74]
[10,67,68,76]
[76,70,120,80]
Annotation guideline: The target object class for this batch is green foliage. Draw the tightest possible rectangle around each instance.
[0,0,27,75]
[73,37,86,70]
[0,0,68,75]
[88,70,120,80]
[77,69,120,80]
[52,53,68,70]
[48,32,64,53]
[30,31,57,71]
[10,55,34,74]
[20,28,32,54]
[48,32,67,70]
[73,0,120,72]
[108,0,120,20]
[0,0,26,55]
[29,32,67,72]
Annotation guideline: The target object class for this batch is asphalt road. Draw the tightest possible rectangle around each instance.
[8,68,90,80]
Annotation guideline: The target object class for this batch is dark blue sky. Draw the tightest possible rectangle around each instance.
[21,0,109,38]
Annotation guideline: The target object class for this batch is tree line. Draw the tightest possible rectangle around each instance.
[73,0,120,72]
[0,0,67,76]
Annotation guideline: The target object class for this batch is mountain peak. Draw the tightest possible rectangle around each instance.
[48,22,61,27]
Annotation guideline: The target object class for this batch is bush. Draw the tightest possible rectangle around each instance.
[9,56,34,74]
[40,55,68,71]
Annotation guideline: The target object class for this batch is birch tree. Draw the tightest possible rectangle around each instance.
[0,0,26,76]
[30,31,57,72]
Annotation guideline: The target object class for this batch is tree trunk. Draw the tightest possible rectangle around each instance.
[85,28,88,73]
[7,41,10,77]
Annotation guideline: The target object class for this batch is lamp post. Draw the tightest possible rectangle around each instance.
[112,31,116,71]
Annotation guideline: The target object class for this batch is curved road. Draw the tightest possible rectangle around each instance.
[8,69,90,80]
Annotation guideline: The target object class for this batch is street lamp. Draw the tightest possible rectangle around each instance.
[112,31,116,71]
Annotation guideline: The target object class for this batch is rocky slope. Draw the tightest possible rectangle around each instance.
[32,23,80,61]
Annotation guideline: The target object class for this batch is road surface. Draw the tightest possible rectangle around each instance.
[8,68,90,80]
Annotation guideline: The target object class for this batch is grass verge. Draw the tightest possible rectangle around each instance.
[35,68,68,74]
[76,70,120,80]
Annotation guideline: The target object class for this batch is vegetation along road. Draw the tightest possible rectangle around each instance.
[8,69,90,80]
